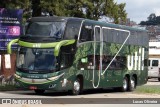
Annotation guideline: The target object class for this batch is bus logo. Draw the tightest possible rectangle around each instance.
[127,48,145,70]
[32,79,35,83]
[33,43,41,48]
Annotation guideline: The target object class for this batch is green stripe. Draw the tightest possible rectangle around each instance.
[7,39,75,56]
[18,40,57,48]
[16,78,53,84]
[7,39,19,54]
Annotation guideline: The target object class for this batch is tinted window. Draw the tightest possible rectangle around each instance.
[144,59,149,66]
[148,60,150,66]
[95,27,100,41]
[102,56,126,70]
[64,19,81,39]
[152,60,158,66]
[79,22,93,42]
[102,28,129,44]
[26,22,65,38]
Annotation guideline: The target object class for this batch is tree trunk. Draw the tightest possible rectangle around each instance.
[32,0,41,17]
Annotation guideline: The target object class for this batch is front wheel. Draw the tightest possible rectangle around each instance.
[158,78,160,81]
[71,78,82,95]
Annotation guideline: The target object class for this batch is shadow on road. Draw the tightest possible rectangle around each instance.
[147,78,160,82]
[3,88,127,97]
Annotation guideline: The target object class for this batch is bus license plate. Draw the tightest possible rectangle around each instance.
[29,86,37,90]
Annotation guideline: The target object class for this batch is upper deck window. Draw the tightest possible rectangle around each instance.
[26,22,65,39]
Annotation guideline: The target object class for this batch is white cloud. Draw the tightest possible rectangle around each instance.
[154,8,160,16]
[114,0,160,23]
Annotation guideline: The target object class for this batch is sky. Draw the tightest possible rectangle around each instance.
[114,0,160,24]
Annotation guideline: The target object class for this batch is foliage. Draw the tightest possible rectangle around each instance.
[0,0,127,24]
[135,85,160,94]
[0,0,32,24]
[140,13,160,25]
[0,85,16,91]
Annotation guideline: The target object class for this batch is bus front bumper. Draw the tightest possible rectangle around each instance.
[14,76,67,91]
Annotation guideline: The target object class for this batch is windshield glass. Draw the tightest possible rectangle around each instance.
[25,22,65,38]
[17,47,56,73]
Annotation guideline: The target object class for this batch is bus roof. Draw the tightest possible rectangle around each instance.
[28,16,83,22]
[84,19,147,32]
[28,16,147,32]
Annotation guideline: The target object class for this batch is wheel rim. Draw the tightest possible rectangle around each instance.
[74,80,80,92]
[130,78,135,89]
[123,78,127,90]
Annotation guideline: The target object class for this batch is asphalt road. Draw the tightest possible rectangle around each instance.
[147,78,160,85]
[0,79,160,107]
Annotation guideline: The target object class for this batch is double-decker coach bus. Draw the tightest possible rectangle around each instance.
[7,16,149,95]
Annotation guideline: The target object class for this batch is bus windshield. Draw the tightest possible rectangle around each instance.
[25,22,65,38]
[16,47,57,73]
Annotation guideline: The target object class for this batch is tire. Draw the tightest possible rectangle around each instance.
[158,78,160,81]
[120,77,128,92]
[128,77,136,91]
[71,78,82,95]
[34,89,45,94]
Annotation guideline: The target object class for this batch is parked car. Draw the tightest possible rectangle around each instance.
[148,58,160,81]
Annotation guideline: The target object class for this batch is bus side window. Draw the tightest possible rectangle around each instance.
[102,56,126,70]
[60,52,74,69]
[64,19,81,39]
[79,23,93,42]
[95,27,100,41]
[144,59,149,66]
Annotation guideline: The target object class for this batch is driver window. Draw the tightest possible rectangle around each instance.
[79,22,93,42]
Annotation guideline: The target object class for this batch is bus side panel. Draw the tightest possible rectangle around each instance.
[73,42,103,89]
[102,42,148,88]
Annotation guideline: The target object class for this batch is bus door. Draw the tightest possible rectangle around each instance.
[92,26,102,88]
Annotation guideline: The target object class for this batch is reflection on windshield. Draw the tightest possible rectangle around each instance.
[26,22,65,38]
[17,47,56,73]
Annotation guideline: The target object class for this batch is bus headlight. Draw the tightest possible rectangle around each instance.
[14,74,21,79]
[47,73,64,81]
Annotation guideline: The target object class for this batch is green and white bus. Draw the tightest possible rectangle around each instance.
[8,16,149,95]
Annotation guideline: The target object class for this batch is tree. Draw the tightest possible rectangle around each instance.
[0,0,32,23]
[0,0,127,24]
[140,13,160,25]
[148,13,156,21]
[32,0,41,17]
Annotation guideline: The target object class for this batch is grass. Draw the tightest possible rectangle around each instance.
[134,85,160,94]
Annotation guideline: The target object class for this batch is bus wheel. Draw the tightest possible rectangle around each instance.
[128,77,136,91]
[120,77,128,92]
[34,89,45,94]
[158,78,160,81]
[72,78,81,95]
